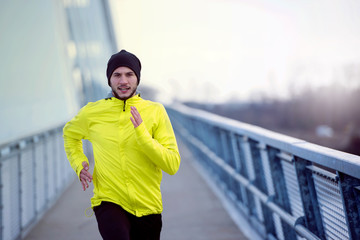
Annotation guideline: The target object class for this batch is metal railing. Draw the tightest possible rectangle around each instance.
[0,126,77,240]
[168,104,360,240]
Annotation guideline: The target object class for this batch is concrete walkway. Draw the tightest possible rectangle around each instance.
[25,138,248,240]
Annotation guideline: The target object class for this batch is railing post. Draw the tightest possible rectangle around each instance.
[230,133,242,172]
[252,141,279,238]
[229,133,247,206]
[242,138,256,216]
[44,132,50,206]
[213,127,222,158]
[294,156,325,240]
[18,145,23,237]
[267,147,297,240]
[238,137,264,233]
[220,130,231,165]
[235,136,250,211]
[213,127,226,187]
[248,140,274,237]
[32,137,38,223]
[219,130,236,198]
[338,172,360,240]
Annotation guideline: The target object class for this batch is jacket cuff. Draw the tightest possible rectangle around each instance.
[76,166,83,179]
[75,161,88,180]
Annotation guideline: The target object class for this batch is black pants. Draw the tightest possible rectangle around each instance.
[94,201,162,240]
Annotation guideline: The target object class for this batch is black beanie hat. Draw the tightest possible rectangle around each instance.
[106,50,141,86]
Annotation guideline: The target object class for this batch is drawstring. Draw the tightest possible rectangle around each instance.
[85,206,94,217]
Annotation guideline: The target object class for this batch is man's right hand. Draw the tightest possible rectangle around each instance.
[80,161,93,191]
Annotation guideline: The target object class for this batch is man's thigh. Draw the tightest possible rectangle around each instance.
[130,213,162,240]
[94,201,131,240]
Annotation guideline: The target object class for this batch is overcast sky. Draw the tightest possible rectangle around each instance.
[109,0,360,103]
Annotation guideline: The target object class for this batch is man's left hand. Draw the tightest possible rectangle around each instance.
[130,106,143,128]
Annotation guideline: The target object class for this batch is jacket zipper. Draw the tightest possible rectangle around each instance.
[123,100,126,112]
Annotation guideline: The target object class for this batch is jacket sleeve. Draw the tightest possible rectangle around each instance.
[63,106,90,178]
[134,105,181,175]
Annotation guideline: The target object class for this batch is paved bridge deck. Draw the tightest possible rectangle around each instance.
[24,138,248,240]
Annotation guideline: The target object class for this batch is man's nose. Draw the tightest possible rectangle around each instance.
[119,76,128,84]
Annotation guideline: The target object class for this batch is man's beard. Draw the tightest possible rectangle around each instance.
[112,87,137,101]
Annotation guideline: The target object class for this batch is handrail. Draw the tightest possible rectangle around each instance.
[0,125,76,240]
[167,103,360,240]
[171,104,360,178]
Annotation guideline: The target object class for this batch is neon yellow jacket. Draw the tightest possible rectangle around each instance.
[63,94,180,217]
